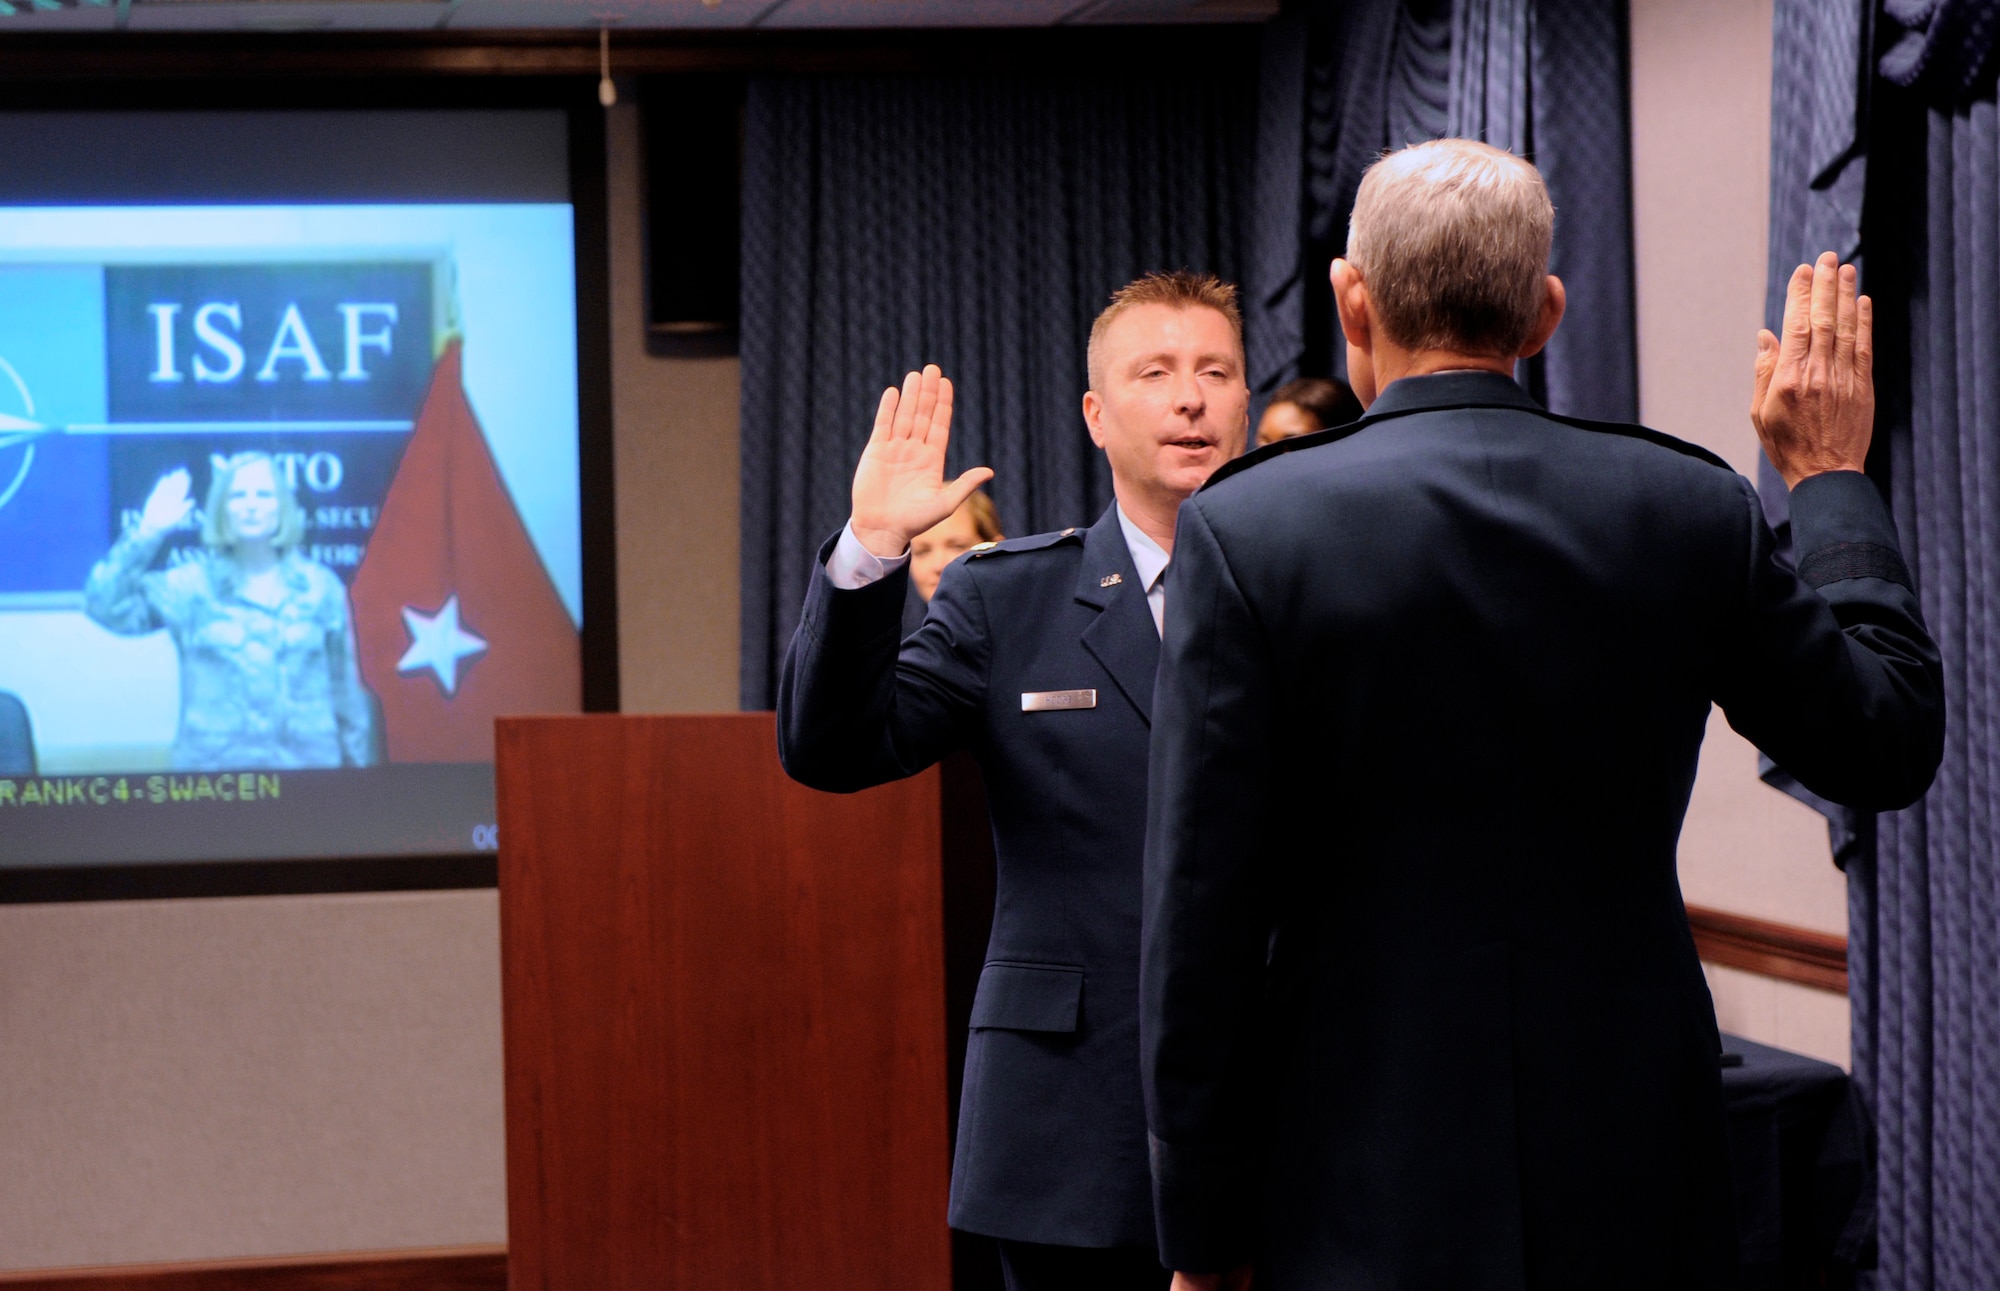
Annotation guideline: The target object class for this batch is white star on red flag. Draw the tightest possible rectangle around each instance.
[396,594,487,697]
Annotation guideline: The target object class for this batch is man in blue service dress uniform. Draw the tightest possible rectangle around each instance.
[778,272,1251,1291]
[1142,141,1945,1291]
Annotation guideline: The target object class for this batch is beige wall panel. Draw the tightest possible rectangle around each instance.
[1631,0,1852,1051]
[1631,0,1780,482]
[1703,962,1852,1069]
[0,891,505,1270]
[605,98,743,715]
[1679,706,1848,935]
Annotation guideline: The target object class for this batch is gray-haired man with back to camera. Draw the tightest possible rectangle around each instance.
[1142,138,1943,1291]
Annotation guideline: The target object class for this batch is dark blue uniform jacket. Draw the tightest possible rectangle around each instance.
[1142,372,1945,1289]
[778,504,1161,1249]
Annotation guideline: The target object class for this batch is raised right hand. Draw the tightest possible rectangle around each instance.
[849,364,994,559]
[137,468,195,540]
[1752,251,1875,489]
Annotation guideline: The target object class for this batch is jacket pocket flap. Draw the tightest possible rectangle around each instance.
[969,962,1083,1032]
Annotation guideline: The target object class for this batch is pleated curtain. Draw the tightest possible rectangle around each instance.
[1242,0,1637,423]
[1756,0,1876,862]
[737,69,1255,708]
[1862,84,2000,1291]
[1766,2,2000,1286]
[740,3,1640,706]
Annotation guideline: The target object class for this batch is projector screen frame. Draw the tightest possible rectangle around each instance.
[0,75,618,902]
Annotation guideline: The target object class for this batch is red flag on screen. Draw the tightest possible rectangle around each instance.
[348,340,580,763]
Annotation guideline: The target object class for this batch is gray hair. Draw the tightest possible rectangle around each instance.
[1346,139,1554,357]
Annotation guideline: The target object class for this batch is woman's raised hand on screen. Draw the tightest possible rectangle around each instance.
[848,364,994,559]
[137,468,195,541]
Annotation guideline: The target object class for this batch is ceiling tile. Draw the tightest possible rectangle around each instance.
[754,0,1089,28]
[0,2,121,30]
[0,0,1270,33]
[1068,0,1273,20]
[446,0,757,26]
[123,0,453,29]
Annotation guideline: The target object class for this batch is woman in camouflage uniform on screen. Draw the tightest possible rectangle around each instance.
[85,450,376,770]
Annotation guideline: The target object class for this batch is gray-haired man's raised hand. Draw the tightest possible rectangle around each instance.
[1753,250,1876,488]
[848,363,994,559]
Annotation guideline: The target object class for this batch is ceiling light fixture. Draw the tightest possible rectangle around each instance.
[598,24,617,108]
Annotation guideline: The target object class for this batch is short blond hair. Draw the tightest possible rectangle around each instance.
[1086,270,1244,390]
[1346,139,1553,357]
[961,490,1003,543]
[203,450,306,552]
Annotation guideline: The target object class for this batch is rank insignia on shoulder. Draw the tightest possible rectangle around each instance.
[1061,527,1076,537]
[969,541,998,553]
[1100,573,1123,588]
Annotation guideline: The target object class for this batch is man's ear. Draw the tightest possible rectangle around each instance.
[1517,274,1567,359]
[1330,259,1373,355]
[1081,389,1107,449]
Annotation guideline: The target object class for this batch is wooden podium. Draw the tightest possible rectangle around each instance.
[495,713,962,1290]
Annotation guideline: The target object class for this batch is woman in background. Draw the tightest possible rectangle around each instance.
[909,489,1003,603]
[1254,375,1364,445]
[85,450,375,770]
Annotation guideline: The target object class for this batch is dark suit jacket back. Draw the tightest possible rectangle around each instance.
[1141,372,1943,1290]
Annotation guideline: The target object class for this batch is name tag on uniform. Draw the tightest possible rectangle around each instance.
[1022,689,1097,712]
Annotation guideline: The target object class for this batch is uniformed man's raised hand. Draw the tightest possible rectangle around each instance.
[849,364,995,559]
[1752,251,1875,488]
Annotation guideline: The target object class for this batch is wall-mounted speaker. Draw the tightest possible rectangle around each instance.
[640,75,744,358]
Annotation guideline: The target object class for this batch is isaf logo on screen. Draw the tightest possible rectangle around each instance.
[107,264,433,424]
[143,300,401,388]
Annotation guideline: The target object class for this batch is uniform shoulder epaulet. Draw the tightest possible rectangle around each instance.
[1201,418,1375,492]
[964,526,1087,559]
[1201,406,1733,494]
[1542,413,1734,471]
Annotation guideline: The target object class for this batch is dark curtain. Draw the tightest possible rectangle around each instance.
[1756,0,1877,864]
[1766,3,2000,1287]
[738,68,1255,708]
[1242,0,1637,423]
[1861,20,2000,1289]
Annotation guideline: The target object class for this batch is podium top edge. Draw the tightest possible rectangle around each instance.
[494,711,773,732]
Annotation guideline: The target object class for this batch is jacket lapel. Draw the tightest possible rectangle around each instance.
[1075,505,1160,725]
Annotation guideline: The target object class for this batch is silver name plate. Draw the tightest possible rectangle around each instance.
[1022,689,1097,712]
